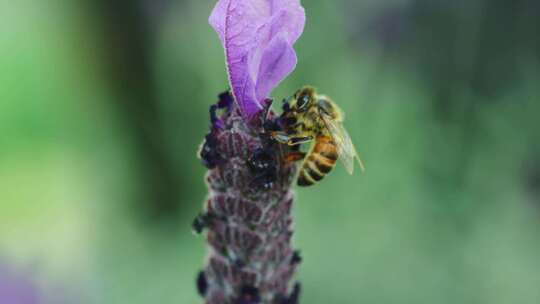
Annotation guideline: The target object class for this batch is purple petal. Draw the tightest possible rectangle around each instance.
[209,0,305,118]
[255,33,297,102]
[0,263,41,304]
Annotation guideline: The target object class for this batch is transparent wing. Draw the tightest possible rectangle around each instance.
[321,113,365,174]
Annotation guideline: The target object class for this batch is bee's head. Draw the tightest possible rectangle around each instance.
[288,86,316,113]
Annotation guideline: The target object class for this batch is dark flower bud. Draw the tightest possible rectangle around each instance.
[199,132,223,169]
[291,250,302,265]
[196,271,208,297]
[217,90,233,109]
[276,282,302,304]
[191,212,220,234]
[248,147,278,190]
[235,285,261,304]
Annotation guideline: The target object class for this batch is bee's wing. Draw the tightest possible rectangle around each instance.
[321,114,365,174]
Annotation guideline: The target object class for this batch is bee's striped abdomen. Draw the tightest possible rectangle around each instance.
[297,135,338,187]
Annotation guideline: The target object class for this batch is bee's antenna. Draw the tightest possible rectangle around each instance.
[261,98,273,121]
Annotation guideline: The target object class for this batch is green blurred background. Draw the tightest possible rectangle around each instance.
[1,0,540,303]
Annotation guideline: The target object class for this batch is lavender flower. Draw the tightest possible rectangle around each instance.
[0,263,41,304]
[195,1,305,303]
[209,0,305,119]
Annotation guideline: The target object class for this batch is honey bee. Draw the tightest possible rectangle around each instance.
[272,86,365,186]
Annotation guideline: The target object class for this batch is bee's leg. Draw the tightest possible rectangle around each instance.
[288,136,313,145]
[271,131,313,146]
[271,131,291,144]
[285,151,306,163]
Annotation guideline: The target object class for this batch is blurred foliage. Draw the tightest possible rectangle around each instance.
[1,0,540,303]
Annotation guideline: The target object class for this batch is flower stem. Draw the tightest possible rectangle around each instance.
[195,91,301,304]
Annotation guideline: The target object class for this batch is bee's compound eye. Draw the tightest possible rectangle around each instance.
[297,94,310,110]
